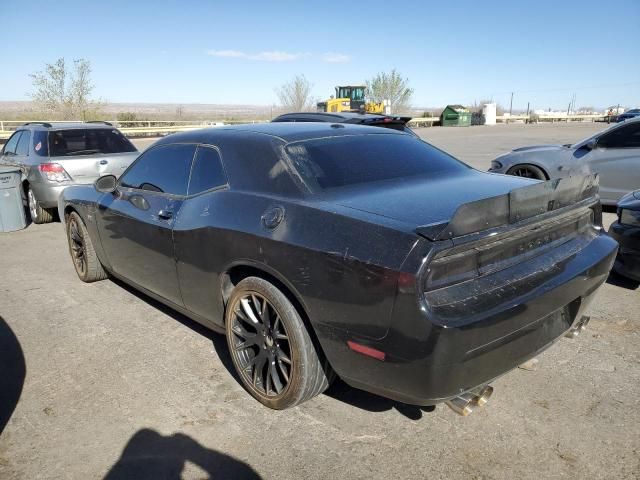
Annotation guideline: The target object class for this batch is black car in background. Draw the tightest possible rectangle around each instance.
[609,190,640,282]
[272,111,416,135]
[58,123,617,413]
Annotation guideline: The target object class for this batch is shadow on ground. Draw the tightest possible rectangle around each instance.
[111,277,434,420]
[104,429,261,479]
[0,316,26,435]
[606,271,639,290]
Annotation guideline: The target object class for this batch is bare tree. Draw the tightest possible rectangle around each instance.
[365,69,413,114]
[275,75,315,112]
[29,58,100,120]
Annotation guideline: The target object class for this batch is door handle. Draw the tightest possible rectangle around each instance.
[158,209,173,220]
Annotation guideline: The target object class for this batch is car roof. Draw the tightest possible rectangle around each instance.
[273,112,410,123]
[20,122,115,131]
[154,122,407,146]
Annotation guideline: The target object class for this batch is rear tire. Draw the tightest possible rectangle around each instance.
[507,164,547,180]
[66,212,108,283]
[225,277,331,409]
[27,186,54,224]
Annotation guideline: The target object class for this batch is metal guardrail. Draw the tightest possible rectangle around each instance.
[406,114,607,126]
[0,114,610,140]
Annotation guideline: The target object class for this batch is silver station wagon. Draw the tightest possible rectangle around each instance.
[0,121,138,223]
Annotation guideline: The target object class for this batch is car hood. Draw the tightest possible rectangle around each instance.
[510,144,568,153]
[323,170,536,230]
[618,190,640,210]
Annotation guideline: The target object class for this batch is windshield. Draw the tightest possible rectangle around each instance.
[284,134,468,192]
[49,129,136,156]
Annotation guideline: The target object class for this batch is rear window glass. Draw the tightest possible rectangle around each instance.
[49,129,136,156]
[284,134,467,191]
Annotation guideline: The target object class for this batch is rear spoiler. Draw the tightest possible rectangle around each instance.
[361,116,412,125]
[415,174,600,241]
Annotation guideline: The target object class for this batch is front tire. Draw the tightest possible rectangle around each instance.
[66,212,107,283]
[27,186,54,224]
[225,277,331,409]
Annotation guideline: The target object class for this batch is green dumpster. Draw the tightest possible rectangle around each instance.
[441,105,471,127]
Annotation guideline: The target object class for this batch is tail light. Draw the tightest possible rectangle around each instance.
[39,163,71,182]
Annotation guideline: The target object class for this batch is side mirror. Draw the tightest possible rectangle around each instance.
[95,174,117,193]
[584,139,598,151]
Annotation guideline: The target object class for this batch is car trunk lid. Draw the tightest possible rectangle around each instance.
[329,171,537,230]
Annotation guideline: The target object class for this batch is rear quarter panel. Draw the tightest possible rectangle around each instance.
[172,190,420,340]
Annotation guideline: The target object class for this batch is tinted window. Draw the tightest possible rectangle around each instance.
[120,144,196,195]
[49,129,136,156]
[599,123,640,149]
[2,131,22,155]
[188,146,227,195]
[285,134,467,191]
[16,130,31,155]
[33,130,49,157]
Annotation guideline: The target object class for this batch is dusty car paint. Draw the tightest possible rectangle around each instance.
[59,123,617,406]
[609,190,640,282]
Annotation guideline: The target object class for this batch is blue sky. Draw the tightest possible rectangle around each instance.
[1,0,639,110]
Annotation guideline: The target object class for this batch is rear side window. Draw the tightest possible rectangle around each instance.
[285,134,468,191]
[120,144,196,196]
[188,146,227,195]
[33,130,49,157]
[49,129,136,156]
[16,130,31,155]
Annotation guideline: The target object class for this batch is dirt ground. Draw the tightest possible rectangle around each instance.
[1,123,638,480]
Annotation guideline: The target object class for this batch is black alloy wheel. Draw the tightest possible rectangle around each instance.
[225,277,332,409]
[228,292,292,397]
[68,214,87,277]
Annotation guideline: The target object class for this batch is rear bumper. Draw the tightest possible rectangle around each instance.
[31,180,95,209]
[31,183,69,208]
[609,221,640,282]
[329,232,617,406]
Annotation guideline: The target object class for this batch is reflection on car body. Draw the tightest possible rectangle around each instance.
[59,123,617,413]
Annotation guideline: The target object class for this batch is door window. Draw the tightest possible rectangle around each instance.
[120,144,196,196]
[2,131,23,155]
[188,146,227,195]
[15,130,31,156]
[598,123,640,149]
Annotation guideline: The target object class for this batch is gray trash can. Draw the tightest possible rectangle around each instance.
[0,166,27,232]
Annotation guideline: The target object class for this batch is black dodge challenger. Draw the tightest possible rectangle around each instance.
[609,190,640,282]
[58,123,617,413]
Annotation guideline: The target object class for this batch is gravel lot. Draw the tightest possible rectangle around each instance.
[1,123,639,480]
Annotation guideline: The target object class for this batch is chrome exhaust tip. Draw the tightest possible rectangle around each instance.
[445,385,494,416]
[565,315,590,339]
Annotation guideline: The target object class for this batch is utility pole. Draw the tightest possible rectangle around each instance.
[509,92,514,116]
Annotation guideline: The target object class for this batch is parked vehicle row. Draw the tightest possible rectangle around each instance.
[56,122,617,413]
[2,117,635,413]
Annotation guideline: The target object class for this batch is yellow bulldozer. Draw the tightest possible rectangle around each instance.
[317,85,385,114]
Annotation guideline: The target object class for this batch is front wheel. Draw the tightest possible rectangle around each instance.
[66,212,108,283]
[225,277,332,409]
[507,164,547,180]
